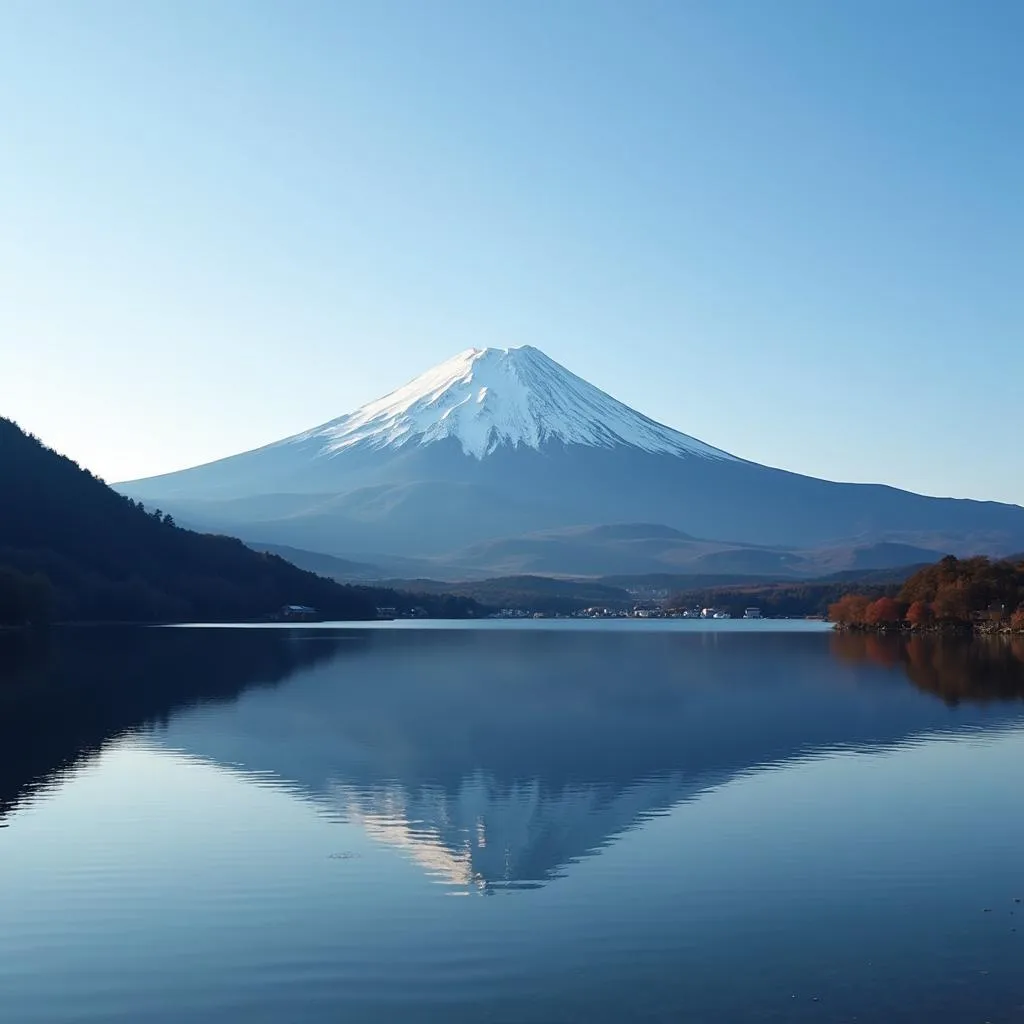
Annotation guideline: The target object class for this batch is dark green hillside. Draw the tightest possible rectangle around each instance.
[0,418,377,624]
[387,575,634,615]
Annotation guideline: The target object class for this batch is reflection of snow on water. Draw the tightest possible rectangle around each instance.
[324,772,692,891]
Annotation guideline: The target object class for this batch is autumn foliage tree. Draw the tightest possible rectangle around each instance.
[828,594,873,625]
[831,555,1024,630]
[864,596,904,626]
[1012,608,1024,632]
[905,600,933,628]
[899,555,1023,624]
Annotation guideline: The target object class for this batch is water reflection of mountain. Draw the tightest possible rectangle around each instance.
[146,628,1024,890]
[4,628,1024,886]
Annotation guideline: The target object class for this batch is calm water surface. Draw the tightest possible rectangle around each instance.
[2,622,1024,1023]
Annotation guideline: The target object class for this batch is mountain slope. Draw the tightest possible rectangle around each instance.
[244,543,382,581]
[118,346,1024,565]
[0,417,377,622]
[369,530,946,585]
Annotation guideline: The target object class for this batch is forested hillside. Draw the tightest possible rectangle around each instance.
[0,418,378,624]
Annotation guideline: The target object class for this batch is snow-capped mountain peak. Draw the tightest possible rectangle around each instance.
[294,345,736,461]
[117,344,1024,564]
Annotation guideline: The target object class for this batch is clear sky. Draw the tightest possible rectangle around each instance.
[1,0,1021,502]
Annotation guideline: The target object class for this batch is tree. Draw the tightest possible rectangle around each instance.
[1012,608,1024,633]
[932,585,969,622]
[828,594,872,625]
[864,597,903,626]
[0,565,54,625]
[905,600,933,628]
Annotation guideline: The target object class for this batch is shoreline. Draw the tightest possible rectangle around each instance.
[833,622,1023,637]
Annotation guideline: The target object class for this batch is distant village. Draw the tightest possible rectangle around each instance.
[274,602,770,622]
[491,605,765,621]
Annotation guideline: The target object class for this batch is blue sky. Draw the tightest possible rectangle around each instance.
[2,0,1021,502]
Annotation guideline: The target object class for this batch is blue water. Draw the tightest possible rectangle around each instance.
[2,623,1024,1022]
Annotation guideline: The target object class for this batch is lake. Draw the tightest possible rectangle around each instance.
[2,621,1024,1023]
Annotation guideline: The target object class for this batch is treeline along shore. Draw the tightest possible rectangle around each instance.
[829,555,1024,634]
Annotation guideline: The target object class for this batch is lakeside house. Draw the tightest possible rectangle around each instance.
[972,602,1008,624]
[279,604,318,621]
[696,608,733,619]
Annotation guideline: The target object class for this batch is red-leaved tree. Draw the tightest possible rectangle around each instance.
[828,594,872,625]
[864,597,904,626]
[905,600,933,628]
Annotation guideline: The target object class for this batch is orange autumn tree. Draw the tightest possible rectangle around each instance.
[864,596,904,626]
[905,600,933,628]
[829,555,1024,631]
[828,594,872,625]
[899,555,1024,625]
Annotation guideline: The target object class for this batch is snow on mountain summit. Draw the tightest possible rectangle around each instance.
[293,345,737,461]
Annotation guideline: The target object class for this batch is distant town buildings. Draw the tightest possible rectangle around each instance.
[375,606,428,620]
[279,604,318,621]
[488,604,770,621]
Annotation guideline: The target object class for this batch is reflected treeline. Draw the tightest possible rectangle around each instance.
[830,633,1024,705]
[0,627,347,821]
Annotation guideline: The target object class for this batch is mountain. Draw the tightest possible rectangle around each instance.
[254,523,946,584]
[244,543,382,581]
[118,346,1024,568]
[0,417,379,623]
[411,525,948,579]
